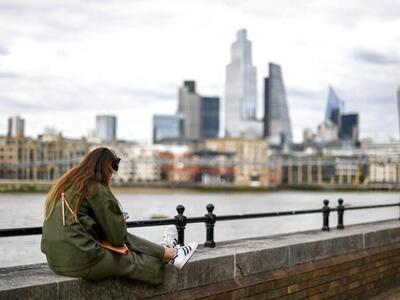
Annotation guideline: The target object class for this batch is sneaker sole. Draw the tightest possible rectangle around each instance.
[176,243,198,270]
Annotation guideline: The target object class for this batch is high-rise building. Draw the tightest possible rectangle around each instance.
[201,97,219,139]
[177,81,220,141]
[225,29,261,138]
[153,114,185,144]
[339,113,359,142]
[178,81,202,141]
[263,63,292,145]
[96,115,117,142]
[7,115,25,138]
[325,86,344,126]
[397,87,400,136]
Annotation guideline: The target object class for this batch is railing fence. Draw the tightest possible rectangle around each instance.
[0,199,399,247]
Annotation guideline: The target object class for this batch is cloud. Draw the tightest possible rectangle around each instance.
[222,0,400,23]
[0,1,181,43]
[0,74,176,113]
[0,72,19,79]
[288,87,320,100]
[353,49,400,65]
[0,44,9,55]
[0,96,48,111]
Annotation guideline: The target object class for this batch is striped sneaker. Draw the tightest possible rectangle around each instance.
[160,225,178,248]
[169,242,198,270]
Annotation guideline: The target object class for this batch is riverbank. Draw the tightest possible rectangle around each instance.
[0,180,398,193]
[0,182,52,193]
[112,185,400,194]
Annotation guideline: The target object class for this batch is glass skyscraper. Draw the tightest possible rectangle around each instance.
[225,29,261,138]
[263,63,292,144]
[325,86,344,126]
[153,114,185,143]
[177,81,220,141]
[96,115,117,142]
[339,113,359,142]
[178,81,202,141]
[397,87,400,137]
[201,97,219,139]
[7,115,25,138]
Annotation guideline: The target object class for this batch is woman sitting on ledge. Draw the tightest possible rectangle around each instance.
[41,147,197,285]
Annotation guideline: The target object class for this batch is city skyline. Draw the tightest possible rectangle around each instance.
[0,1,399,142]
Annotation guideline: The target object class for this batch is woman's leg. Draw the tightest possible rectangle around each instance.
[85,249,165,285]
[125,232,165,259]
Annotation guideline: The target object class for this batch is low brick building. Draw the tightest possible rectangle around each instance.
[0,134,88,181]
[202,138,270,186]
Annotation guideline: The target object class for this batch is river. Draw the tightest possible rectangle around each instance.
[0,190,398,268]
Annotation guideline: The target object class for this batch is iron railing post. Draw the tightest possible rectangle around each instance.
[204,204,216,248]
[337,198,345,229]
[322,199,330,231]
[175,205,187,246]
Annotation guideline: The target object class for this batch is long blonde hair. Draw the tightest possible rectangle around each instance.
[44,147,120,219]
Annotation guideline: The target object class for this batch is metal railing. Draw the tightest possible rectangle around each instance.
[0,199,399,247]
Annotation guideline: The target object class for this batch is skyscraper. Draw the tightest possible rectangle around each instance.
[339,113,359,142]
[176,81,220,141]
[225,29,261,138]
[325,86,344,126]
[153,114,185,144]
[7,115,25,137]
[263,63,292,144]
[178,81,202,141]
[201,97,219,139]
[397,87,400,136]
[96,115,117,142]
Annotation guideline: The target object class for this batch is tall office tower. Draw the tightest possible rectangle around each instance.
[153,114,185,144]
[201,97,219,139]
[7,115,25,137]
[325,86,344,126]
[263,63,292,145]
[96,115,117,142]
[339,113,359,142]
[225,29,261,138]
[178,81,202,141]
[397,87,400,136]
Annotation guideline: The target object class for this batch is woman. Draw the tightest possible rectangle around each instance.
[41,147,197,285]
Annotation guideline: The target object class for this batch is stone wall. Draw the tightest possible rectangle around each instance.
[164,240,400,299]
[1,220,400,299]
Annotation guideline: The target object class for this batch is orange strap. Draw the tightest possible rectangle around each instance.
[61,192,77,226]
[99,240,129,255]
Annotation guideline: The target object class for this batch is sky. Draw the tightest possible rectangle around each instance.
[0,0,399,143]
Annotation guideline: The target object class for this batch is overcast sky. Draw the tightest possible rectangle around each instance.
[0,0,399,143]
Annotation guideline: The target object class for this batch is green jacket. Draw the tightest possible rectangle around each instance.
[41,183,127,273]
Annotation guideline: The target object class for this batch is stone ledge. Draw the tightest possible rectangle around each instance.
[0,219,399,299]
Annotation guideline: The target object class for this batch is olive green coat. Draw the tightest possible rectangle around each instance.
[41,183,165,285]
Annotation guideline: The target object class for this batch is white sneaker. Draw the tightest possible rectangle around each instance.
[160,225,178,248]
[169,242,198,270]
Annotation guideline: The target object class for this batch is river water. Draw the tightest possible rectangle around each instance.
[0,190,399,268]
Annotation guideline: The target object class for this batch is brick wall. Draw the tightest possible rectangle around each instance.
[158,242,400,300]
